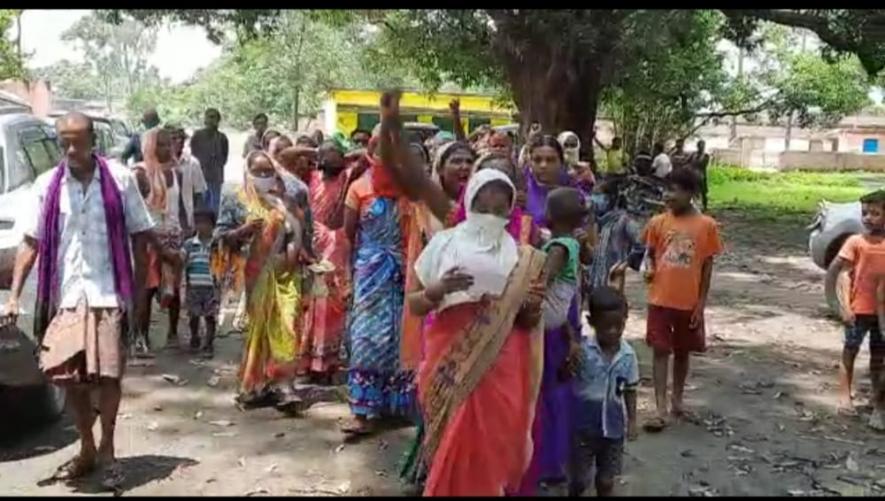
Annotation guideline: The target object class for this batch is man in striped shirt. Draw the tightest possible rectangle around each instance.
[182,208,220,358]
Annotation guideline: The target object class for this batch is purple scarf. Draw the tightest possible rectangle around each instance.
[36,155,134,313]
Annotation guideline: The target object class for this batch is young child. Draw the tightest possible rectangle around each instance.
[569,280,638,497]
[641,168,722,432]
[182,207,221,358]
[543,187,591,380]
[525,186,588,492]
[834,189,885,428]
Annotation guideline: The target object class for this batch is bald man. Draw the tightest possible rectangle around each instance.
[121,108,161,165]
[2,112,155,486]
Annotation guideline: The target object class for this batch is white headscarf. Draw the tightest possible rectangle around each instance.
[414,169,519,312]
[557,131,581,165]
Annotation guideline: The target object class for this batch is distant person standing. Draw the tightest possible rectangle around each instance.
[121,108,161,166]
[243,113,269,158]
[688,140,711,211]
[190,108,229,214]
[350,128,372,149]
[594,135,628,176]
[670,138,689,171]
[652,142,672,179]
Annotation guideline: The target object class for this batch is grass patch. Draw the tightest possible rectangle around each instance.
[708,165,874,222]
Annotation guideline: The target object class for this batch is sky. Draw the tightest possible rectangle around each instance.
[17,9,222,84]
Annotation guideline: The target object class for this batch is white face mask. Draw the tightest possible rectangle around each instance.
[564,148,580,165]
[465,212,509,240]
[251,175,276,194]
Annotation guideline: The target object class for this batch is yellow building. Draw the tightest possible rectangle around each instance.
[321,88,515,137]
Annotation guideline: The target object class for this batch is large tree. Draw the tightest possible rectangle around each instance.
[0,9,25,80]
[61,12,160,112]
[103,9,885,144]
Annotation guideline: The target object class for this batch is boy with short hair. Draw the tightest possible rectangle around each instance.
[834,189,885,428]
[569,265,638,497]
[641,168,723,432]
[182,207,220,358]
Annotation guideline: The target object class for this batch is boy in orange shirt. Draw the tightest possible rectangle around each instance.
[834,190,885,429]
[641,168,723,432]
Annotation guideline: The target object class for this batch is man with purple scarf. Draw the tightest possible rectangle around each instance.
[2,113,155,487]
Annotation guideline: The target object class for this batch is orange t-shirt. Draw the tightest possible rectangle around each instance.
[642,212,724,311]
[837,234,885,315]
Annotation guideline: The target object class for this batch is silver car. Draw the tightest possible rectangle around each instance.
[0,112,66,426]
[807,200,863,314]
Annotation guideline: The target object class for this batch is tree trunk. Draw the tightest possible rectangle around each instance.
[731,48,744,146]
[504,50,602,157]
[784,111,793,151]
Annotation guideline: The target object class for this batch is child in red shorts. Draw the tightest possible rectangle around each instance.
[640,168,722,432]
[833,190,885,429]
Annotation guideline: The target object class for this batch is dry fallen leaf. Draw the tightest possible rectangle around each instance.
[162,374,181,385]
[209,420,235,427]
[194,411,204,420]
[244,486,269,497]
[265,464,278,474]
[337,481,351,494]
[846,454,859,473]
[207,375,221,388]
[334,444,346,453]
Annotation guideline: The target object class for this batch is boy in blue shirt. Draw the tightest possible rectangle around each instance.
[181,208,220,358]
[569,271,639,497]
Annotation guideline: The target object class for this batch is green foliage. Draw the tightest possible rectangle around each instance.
[708,164,870,215]
[126,11,422,129]
[32,60,105,101]
[49,12,161,113]
[0,10,24,80]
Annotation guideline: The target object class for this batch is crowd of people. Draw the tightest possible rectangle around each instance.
[5,89,882,497]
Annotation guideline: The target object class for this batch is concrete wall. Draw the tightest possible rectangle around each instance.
[713,148,885,172]
[778,151,885,171]
[838,131,885,154]
[0,79,52,117]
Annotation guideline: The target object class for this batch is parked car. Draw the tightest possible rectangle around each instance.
[0,112,66,426]
[807,200,863,314]
[403,122,440,144]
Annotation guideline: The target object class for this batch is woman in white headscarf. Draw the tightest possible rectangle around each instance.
[557,130,596,192]
[408,169,547,496]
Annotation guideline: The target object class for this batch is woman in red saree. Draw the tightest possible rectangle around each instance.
[409,169,547,496]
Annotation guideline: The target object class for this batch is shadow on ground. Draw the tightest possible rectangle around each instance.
[0,414,79,463]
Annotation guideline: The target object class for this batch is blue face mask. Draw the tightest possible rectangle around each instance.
[590,193,610,216]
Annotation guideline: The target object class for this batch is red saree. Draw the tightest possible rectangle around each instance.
[419,246,546,496]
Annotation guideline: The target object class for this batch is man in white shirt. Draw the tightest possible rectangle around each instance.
[2,113,163,486]
[168,125,208,234]
[652,142,672,178]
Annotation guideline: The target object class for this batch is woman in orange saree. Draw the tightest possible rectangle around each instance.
[409,169,547,496]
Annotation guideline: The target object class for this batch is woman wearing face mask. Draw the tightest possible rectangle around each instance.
[408,169,546,496]
[214,151,306,414]
[557,130,595,194]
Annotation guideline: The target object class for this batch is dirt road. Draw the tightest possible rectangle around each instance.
[2,209,884,496]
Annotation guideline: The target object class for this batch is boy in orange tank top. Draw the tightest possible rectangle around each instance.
[833,190,885,430]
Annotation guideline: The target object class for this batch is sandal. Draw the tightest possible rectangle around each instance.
[340,417,375,436]
[643,416,669,433]
[99,460,125,492]
[49,454,96,482]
